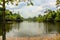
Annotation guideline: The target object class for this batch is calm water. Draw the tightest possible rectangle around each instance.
[0,21,60,37]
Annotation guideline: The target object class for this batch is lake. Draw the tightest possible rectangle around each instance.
[0,21,60,37]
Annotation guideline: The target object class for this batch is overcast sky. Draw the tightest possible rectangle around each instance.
[6,0,56,18]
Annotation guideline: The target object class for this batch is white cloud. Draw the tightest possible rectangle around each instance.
[19,6,40,18]
[32,6,43,13]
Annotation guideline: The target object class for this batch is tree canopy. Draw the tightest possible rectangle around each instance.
[56,0,60,7]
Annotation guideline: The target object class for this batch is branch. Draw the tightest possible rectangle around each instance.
[56,4,60,8]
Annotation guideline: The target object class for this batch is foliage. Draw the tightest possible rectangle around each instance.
[43,9,60,22]
[0,8,23,22]
[56,0,60,5]
[5,11,23,22]
[36,15,43,22]
[56,0,60,8]
[55,9,60,21]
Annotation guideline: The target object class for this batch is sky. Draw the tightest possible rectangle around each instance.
[6,0,56,18]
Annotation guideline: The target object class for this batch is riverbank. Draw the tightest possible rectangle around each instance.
[0,34,60,40]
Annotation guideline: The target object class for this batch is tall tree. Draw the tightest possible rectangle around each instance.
[0,0,20,40]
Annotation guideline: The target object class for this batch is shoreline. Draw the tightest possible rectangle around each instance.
[0,34,60,40]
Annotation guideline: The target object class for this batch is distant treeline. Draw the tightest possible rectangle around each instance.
[25,9,60,22]
[0,7,23,22]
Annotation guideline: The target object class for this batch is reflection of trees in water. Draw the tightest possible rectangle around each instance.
[44,22,48,34]
[2,22,6,40]
[0,23,2,36]
[44,22,60,34]
[0,23,13,36]
[0,22,21,40]
[38,22,46,35]
[55,22,60,33]
[5,23,13,32]
[11,22,20,31]
[44,22,56,34]
[17,23,20,31]
[0,22,21,38]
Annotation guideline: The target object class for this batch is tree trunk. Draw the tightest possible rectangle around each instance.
[2,0,6,40]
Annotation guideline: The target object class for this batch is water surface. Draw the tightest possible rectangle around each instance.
[0,21,60,37]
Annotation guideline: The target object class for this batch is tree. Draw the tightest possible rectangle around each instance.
[0,0,19,40]
[55,9,60,21]
[43,9,57,22]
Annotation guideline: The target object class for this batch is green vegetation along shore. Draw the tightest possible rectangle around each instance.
[25,9,60,22]
[0,7,23,22]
